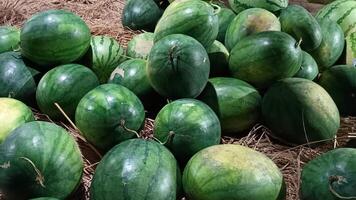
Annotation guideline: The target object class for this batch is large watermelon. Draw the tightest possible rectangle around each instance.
[154,0,219,48]
[229,31,302,88]
[301,148,356,200]
[216,8,236,43]
[126,32,154,60]
[228,0,288,13]
[36,64,99,119]
[147,34,210,98]
[183,144,285,200]
[262,78,340,145]
[294,51,319,80]
[90,139,181,200]
[207,40,230,77]
[346,32,356,66]
[0,98,34,143]
[0,121,83,199]
[0,26,20,53]
[20,10,91,67]
[75,84,145,151]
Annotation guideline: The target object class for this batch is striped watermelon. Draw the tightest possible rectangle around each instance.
[228,0,288,13]
[0,26,20,53]
[346,32,356,66]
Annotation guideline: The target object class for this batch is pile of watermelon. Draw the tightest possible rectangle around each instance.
[0,0,355,199]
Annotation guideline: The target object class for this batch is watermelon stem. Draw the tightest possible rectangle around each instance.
[19,157,46,188]
[296,38,303,48]
[210,2,221,15]
[152,131,175,145]
[120,119,140,138]
[0,161,10,169]
[329,175,356,199]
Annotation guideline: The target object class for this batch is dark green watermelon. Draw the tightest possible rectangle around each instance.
[36,64,99,120]
[229,31,302,88]
[126,32,154,60]
[20,10,91,67]
[147,34,210,98]
[216,8,236,43]
[75,84,145,151]
[153,99,221,163]
[0,26,20,53]
[207,40,230,77]
[279,5,322,52]
[90,139,181,200]
[294,51,319,80]
[301,148,356,200]
[183,144,285,200]
[198,77,261,134]
[0,121,83,199]
[262,78,340,145]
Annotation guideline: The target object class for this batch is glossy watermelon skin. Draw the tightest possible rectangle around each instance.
[262,78,340,145]
[154,0,219,48]
[280,5,322,52]
[228,0,288,13]
[346,32,356,66]
[183,144,285,200]
[301,148,356,200]
[294,51,319,80]
[207,40,230,77]
[0,26,20,53]
[126,32,154,60]
[0,98,34,143]
[147,34,210,99]
[0,121,83,199]
[198,77,261,134]
[216,8,236,43]
[36,64,99,120]
[153,99,221,163]
[75,84,145,151]
[90,139,181,200]
[225,8,281,51]
[20,10,91,67]
[229,31,302,88]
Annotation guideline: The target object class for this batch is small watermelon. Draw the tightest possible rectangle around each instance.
[294,51,319,80]
[126,32,154,60]
[0,26,20,53]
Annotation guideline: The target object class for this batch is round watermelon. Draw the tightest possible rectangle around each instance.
[294,51,319,80]
[216,8,236,43]
[126,32,154,60]
[207,40,230,77]
[0,26,20,53]
[20,10,91,67]
[90,139,181,200]
[36,64,99,120]
[183,144,285,200]
[228,0,288,13]
[0,121,83,199]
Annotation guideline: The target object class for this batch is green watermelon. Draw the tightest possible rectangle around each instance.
[198,77,261,134]
[154,0,219,48]
[0,26,20,53]
[36,64,99,120]
[20,10,91,67]
[228,0,288,13]
[301,148,356,200]
[346,32,356,66]
[280,5,322,52]
[75,84,145,151]
[90,139,181,200]
[315,0,356,37]
[183,144,285,200]
[294,51,319,80]
[0,98,34,143]
[126,32,154,60]
[216,8,236,43]
[207,40,230,77]
[147,34,210,98]
[262,78,340,145]
[0,121,83,199]
[225,8,281,51]
[229,31,302,88]
[153,99,221,163]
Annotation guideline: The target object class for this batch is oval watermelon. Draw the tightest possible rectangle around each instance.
[228,0,288,13]
[216,8,236,43]
[126,32,154,60]
[207,40,230,77]
[294,51,319,80]
[0,26,20,53]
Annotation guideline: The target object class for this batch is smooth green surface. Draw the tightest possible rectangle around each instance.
[207,40,230,77]
[126,32,154,60]
[216,8,236,43]
[294,51,319,80]
[0,26,20,53]
[153,99,221,163]
[75,84,145,151]
[262,78,340,145]
[36,64,99,119]
[0,121,83,199]
[90,139,180,200]
[228,0,288,13]
[183,144,285,200]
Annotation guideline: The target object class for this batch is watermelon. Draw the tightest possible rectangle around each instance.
[147,34,210,98]
[36,64,99,120]
[0,26,20,53]
[183,144,285,200]
[153,99,221,163]
[294,51,319,80]
[315,0,356,37]
[280,5,322,52]
[198,77,261,134]
[0,121,83,199]
[225,8,281,51]
[262,78,340,145]
[0,98,34,143]
[0,52,36,103]
[20,10,91,67]
[122,0,163,31]
[126,32,154,60]
[75,84,145,151]
[207,40,230,77]
[346,32,356,66]
[90,139,180,200]
[154,0,219,48]
[228,0,288,13]
[229,31,302,88]
[310,19,345,70]
[301,148,356,200]
[216,8,236,43]
[318,65,356,115]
